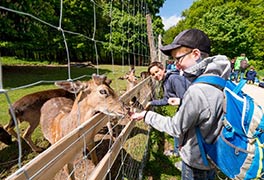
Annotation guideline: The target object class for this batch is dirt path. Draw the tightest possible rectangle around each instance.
[242,84,264,107]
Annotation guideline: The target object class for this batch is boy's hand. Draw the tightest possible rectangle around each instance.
[130,111,147,121]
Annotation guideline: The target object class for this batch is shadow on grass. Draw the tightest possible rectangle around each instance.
[144,129,181,180]
[145,152,181,179]
[0,139,33,179]
[2,65,111,88]
[0,135,50,179]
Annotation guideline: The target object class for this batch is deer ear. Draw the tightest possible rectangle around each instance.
[130,69,135,75]
[92,73,100,84]
[92,74,107,85]
[105,79,112,85]
[55,81,83,93]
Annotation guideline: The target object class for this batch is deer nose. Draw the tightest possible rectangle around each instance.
[122,103,130,112]
[119,101,131,114]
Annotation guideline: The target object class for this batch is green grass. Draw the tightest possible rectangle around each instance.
[0,56,59,66]
[257,69,264,81]
[138,96,183,180]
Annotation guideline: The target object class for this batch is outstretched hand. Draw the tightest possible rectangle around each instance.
[130,110,147,121]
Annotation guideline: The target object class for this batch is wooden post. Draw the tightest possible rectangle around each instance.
[146,14,157,62]
[0,61,2,89]
[158,34,162,62]
[158,34,167,67]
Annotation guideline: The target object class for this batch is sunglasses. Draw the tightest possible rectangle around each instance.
[173,50,192,63]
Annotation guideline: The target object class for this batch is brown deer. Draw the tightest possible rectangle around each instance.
[40,74,127,180]
[121,69,148,114]
[124,69,138,91]
[140,71,150,80]
[4,89,76,152]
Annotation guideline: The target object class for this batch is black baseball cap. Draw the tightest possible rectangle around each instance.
[160,29,211,56]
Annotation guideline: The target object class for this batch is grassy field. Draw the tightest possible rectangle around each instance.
[0,57,183,179]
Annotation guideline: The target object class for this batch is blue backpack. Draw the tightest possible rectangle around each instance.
[194,76,264,180]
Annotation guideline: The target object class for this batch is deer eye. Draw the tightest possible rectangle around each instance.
[99,89,108,95]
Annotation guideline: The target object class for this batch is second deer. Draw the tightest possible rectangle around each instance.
[4,88,76,152]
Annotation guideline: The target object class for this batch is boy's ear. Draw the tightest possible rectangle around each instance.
[192,49,201,57]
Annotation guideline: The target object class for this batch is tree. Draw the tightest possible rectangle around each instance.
[163,0,264,64]
[0,0,165,64]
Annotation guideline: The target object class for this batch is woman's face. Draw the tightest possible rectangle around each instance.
[149,66,165,81]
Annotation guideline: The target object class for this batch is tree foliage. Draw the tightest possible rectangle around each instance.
[162,0,264,66]
[0,0,164,64]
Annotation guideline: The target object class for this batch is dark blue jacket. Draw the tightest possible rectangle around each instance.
[246,70,257,81]
[150,70,190,106]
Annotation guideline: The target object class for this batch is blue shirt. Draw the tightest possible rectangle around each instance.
[246,70,257,80]
[150,70,190,106]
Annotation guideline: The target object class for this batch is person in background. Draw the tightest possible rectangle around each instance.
[234,53,248,82]
[145,61,190,157]
[170,61,177,71]
[166,60,172,71]
[130,29,231,180]
[246,65,257,84]
[229,57,236,81]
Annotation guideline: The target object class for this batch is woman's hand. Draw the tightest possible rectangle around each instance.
[168,97,181,106]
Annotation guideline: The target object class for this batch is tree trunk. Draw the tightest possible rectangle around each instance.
[146,14,157,62]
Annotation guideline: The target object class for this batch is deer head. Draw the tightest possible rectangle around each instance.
[55,74,125,119]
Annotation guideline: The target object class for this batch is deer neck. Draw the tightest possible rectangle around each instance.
[68,93,97,125]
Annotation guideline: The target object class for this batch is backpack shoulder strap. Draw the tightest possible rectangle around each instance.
[195,127,210,166]
[194,75,226,89]
[195,75,248,94]
[194,75,226,167]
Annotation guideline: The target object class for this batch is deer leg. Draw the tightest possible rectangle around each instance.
[107,121,117,142]
[4,119,32,150]
[112,118,120,139]
[66,162,76,180]
[87,140,98,165]
[23,122,43,152]
[114,125,119,139]
[4,118,18,138]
